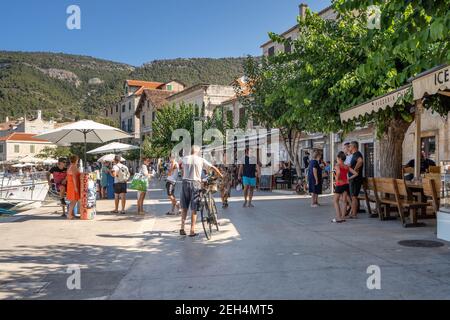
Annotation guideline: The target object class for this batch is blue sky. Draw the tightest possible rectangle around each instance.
[0,0,331,66]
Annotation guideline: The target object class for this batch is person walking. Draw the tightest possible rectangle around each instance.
[166,155,181,216]
[179,145,222,237]
[348,141,364,218]
[111,156,130,215]
[66,155,81,220]
[333,152,359,223]
[238,148,260,208]
[308,150,323,208]
[136,157,151,215]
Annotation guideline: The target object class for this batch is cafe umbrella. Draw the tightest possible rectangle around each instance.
[34,120,131,169]
[87,142,139,155]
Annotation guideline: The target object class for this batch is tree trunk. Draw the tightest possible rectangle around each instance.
[281,129,302,187]
[378,118,411,178]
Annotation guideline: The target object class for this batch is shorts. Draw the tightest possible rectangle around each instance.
[242,176,256,187]
[180,180,202,211]
[166,181,176,196]
[335,184,349,194]
[349,179,362,197]
[114,182,128,194]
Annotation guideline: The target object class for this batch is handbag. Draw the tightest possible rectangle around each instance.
[130,173,148,192]
[236,183,242,192]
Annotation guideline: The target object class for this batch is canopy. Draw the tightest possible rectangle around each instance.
[412,64,450,100]
[340,85,411,123]
[18,155,42,164]
[87,142,139,155]
[42,158,58,165]
[34,120,131,168]
[98,154,126,163]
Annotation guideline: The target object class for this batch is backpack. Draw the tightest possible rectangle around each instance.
[117,164,130,182]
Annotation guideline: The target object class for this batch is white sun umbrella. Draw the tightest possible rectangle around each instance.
[43,158,58,165]
[18,155,42,164]
[87,142,139,155]
[98,154,126,163]
[34,120,131,169]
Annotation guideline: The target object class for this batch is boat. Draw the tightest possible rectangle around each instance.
[0,172,50,213]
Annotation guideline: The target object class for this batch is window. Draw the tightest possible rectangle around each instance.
[0,145,3,153]
[116,105,119,113]
[129,102,132,111]
[14,145,19,153]
[284,37,292,53]
[152,112,156,122]
[142,115,146,126]
[127,119,133,132]
[422,136,437,163]
[30,145,35,153]
[122,105,126,113]
[268,46,275,57]
[167,84,173,91]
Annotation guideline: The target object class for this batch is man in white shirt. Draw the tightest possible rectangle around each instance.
[111,156,130,215]
[344,142,352,165]
[180,145,222,237]
[166,155,181,216]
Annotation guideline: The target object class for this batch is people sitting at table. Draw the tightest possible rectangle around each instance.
[404,151,436,180]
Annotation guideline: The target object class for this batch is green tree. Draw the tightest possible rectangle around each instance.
[37,146,72,159]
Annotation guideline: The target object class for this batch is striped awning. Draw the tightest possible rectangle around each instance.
[340,85,411,123]
[412,64,450,100]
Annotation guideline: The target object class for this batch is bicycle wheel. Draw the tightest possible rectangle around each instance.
[209,194,219,231]
[200,196,212,240]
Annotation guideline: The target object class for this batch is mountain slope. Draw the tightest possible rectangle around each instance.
[0,52,250,122]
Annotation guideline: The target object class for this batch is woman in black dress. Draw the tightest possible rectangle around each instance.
[308,150,323,207]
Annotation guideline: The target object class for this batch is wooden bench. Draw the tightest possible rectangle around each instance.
[395,179,429,227]
[374,178,403,222]
[422,178,441,215]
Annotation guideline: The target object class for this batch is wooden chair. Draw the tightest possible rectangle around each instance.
[422,178,441,215]
[374,178,404,223]
[428,166,441,174]
[358,178,382,218]
[396,179,429,227]
[402,166,415,180]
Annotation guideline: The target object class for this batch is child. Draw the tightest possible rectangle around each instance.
[333,151,358,223]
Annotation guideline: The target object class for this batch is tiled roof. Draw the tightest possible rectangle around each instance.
[0,132,50,142]
[0,121,21,131]
[135,89,173,115]
[126,80,164,89]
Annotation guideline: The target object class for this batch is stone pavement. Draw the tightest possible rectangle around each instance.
[1,181,450,300]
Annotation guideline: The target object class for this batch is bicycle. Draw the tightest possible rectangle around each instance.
[199,175,220,240]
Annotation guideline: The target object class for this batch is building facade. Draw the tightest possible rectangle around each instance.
[0,133,55,162]
[166,84,236,118]
[0,110,56,137]
[135,89,173,141]
[105,80,185,142]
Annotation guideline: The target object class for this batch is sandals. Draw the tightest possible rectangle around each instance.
[332,218,345,223]
[180,230,187,236]
[189,233,199,238]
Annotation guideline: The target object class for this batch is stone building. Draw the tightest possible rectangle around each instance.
[0,110,56,137]
[166,84,236,118]
[0,133,55,162]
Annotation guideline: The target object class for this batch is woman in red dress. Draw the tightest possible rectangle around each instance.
[66,155,81,220]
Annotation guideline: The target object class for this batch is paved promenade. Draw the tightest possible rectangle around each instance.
[0,181,449,299]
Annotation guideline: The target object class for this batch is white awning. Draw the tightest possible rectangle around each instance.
[412,64,450,100]
[340,85,411,123]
